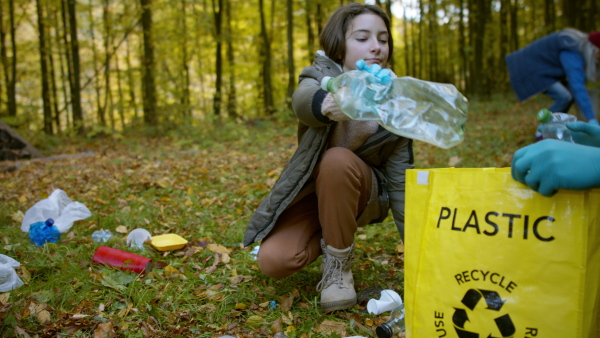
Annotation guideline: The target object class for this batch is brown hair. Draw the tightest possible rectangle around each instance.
[319,3,393,66]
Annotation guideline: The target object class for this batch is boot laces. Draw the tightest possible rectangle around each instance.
[316,250,352,292]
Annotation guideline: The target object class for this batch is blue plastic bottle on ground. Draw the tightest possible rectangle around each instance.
[321,60,468,149]
[28,218,61,247]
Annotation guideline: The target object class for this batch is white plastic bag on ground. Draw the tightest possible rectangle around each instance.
[21,189,92,233]
[0,254,24,292]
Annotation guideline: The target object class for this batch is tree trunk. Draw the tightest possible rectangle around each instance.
[88,0,105,126]
[458,0,466,92]
[1,0,17,118]
[180,0,191,117]
[305,0,314,64]
[141,0,157,126]
[509,0,519,51]
[259,0,274,115]
[212,0,223,118]
[286,0,295,111]
[225,0,237,119]
[103,0,114,130]
[544,0,556,35]
[68,0,84,135]
[36,0,53,135]
[125,41,138,122]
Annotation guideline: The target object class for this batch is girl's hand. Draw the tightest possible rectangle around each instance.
[321,93,350,121]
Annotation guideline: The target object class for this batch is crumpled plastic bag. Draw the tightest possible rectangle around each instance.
[21,189,92,233]
[0,254,24,292]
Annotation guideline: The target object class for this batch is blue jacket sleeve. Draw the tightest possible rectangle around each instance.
[559,51,596,121]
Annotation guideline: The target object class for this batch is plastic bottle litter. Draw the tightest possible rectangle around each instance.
[127,228,152,249]
[28,218,61,247]
[376,303,406,338]
[91,229,114,243]
[536,108,576,142]
[0,254,24,292]
[92,246,152,274]
[321,60,468,149]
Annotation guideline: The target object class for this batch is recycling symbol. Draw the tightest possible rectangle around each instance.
[452,289,515,338]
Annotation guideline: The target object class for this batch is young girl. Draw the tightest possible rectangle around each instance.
[243,3,414,312]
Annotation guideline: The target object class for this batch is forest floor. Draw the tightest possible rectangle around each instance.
[0,94,550,337]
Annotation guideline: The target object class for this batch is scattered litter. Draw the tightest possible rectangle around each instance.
[92,246,152,274]
[21,189,92,233]
[250,245,260,259]
[127,228,152,249]
[0,254,24,292]
[150,234,187,251]
[367,289,402,315]
[269,300,277,308]
[28,218,61,247]
[91,230,113,243]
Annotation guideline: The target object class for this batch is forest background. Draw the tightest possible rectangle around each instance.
[1,0,599,137]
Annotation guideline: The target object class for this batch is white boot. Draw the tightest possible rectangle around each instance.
[317,239,357,312]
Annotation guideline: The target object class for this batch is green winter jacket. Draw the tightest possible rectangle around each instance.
[243,52,414,247]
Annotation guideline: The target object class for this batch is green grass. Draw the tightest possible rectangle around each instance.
[0,94,549,337]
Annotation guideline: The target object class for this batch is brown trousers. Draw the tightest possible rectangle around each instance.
[257,147,372,279]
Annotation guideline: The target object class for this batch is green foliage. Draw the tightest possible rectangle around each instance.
[0,96,547,336]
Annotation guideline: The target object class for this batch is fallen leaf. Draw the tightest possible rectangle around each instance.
[279,295,293,312]
[448,156,461,166]
[0,293,9,305]
[94,321,115,338]
[234,303,248,310]
[72,314,89,319]
[228,275,253,284]
[13,326,30,338]
[281,312,293,325]
[395,244,404,253]
[207,243,231,254]
[246,315,265,325]
[316,320,347,335]
[115,225,128,234]
[36,309,51,324]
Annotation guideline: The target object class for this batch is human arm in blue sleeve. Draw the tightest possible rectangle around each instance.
[511,139,600,196]
[559,51,598,123]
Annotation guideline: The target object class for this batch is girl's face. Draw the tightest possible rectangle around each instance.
[342,13,389,72]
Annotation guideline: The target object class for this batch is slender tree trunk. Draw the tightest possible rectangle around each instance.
[36,0,53,135]
[115,56,126,129]
[1,0,17,117]
[212,0,223,118]
[259,0,274,115]
[88,0,105,126]
[48,19,60,133]
[141,0,157,126]
[180,0,191,117]
[60,0,73,128]
[458,0,466,92]
[403,8,409,76]
[544,0,556,34]
[225,0,237,119]
[509,0,519,51]
[418,0,424,79]
[125,41,138,122]
[285,0,295,110]
[305,0,314,64]
[103,0,114,130]
[68,0,84,134]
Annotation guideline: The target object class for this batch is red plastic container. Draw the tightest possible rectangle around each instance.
[92,246,152,274]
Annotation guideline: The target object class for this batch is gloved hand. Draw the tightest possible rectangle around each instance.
[566,121,600,147]
[588,119,599,126]
[511,139,600,196]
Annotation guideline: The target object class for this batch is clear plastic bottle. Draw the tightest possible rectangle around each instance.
[536,108,576,142]
[91,229,113,243]
[321,60,468,149]
[376,303,406,338]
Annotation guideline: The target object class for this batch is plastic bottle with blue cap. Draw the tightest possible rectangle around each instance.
[28,218,61,247]
[320,60,468,149]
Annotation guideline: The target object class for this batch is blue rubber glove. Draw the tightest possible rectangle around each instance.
[588,119,599,126]
[511,139,600,196]
[566,121,600,147]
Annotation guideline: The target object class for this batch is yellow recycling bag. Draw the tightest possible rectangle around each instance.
[404,168,600,338]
